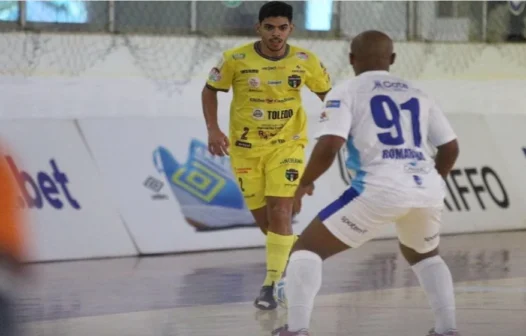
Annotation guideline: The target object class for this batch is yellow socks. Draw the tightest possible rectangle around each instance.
[263,231,295,286]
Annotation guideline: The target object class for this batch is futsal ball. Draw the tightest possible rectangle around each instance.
[274,277,287,308]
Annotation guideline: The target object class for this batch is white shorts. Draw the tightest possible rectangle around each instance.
[318,187,442,254]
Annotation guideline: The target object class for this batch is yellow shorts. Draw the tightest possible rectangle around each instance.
[230,145,305,210]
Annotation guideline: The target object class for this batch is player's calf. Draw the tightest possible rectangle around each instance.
[254,199,301,310]
[273,216,349,333]
[255,197,295,311]
[266,197,294,236]
[400,243,457,335]
[250,206,270,235]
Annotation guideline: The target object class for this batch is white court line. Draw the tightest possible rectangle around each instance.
[455,286,526,293]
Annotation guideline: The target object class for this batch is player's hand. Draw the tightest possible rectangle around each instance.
[293,182,315,215]
[207,128,229,156]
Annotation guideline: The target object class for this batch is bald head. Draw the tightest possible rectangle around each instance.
[349,30,395,75]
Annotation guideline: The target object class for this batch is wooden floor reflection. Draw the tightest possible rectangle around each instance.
[18,230,526,336]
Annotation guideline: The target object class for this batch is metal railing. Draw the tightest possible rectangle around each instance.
[0,1,525,42]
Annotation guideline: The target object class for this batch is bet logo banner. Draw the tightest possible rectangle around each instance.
[4,156,80,210]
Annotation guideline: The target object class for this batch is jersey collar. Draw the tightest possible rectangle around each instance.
[254,41,290,61]
[358,70,390,77]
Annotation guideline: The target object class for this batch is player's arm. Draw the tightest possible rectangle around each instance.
[305,55,332,101]
[300,87,351,188]
[201,53,235,156]
[201,87,220,131]
[202,53,234,130]
[428,104,459,179]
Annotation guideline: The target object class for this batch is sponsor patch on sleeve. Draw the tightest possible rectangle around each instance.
[208,68,222,82]
[325,100,341,108]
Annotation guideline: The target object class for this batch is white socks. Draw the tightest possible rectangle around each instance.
[285,252,455,333]
[412,255,457,334]
[286,250,323,332]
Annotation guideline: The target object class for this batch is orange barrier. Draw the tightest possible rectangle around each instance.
[0,143,26,266]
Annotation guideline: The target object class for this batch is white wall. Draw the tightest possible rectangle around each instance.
[1,33,526,119]
[0,33,525,261]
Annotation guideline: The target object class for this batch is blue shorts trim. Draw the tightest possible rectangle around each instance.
[318,187,361,222]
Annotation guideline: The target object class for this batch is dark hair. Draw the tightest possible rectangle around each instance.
[258,1,293,23]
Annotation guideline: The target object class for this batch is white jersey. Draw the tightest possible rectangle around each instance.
[316,71,456,207]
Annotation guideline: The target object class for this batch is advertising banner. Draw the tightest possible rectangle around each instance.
[78,114,354,254]
[441,114,524,232]
[0,120,137,261]
[79,117,268,254]
[79,111,525,256]
[485,113,526,224]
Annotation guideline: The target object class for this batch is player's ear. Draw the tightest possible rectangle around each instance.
[390,53,396,65]
[289,22,295,33]
[255,22,261,34]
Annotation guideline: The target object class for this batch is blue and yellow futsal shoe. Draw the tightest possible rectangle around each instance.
[153,139,256,231]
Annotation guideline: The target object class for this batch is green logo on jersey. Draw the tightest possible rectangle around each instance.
[232,53,246,60]
[288,75,302,88]
[285,169,299,182]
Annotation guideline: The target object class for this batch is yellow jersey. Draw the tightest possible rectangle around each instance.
[206,42,331,158]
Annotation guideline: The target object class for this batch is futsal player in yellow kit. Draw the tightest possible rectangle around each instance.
[201,1,331,310]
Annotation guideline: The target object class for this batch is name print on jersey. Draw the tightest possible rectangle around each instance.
[382,148,425,161]
[373,80,409,91]
[241,69,259,74]
[268,109,293,120]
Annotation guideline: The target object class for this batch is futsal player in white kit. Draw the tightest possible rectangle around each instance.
[272,30,460,336]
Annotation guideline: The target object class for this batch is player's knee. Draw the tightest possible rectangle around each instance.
[269,204,290,216]
[291,217,349,261]
[399,242,439,266]
[267,201,293,221]
[290,241,324,263]
[288,249,323,267]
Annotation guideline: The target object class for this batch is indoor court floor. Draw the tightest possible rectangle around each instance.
[17,230,526,336]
